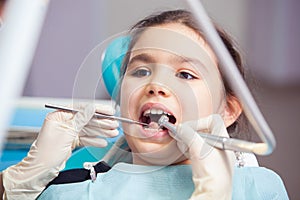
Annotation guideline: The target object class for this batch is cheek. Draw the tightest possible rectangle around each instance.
[195,86,214,116]
[120,78,139,118]
[177,83,214,121]
[120,78,144,135]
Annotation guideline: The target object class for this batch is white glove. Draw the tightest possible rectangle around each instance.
[171,114,235,200]
[71,104,119,148]
[2,103,119,200]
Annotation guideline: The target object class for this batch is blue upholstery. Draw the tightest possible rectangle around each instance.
[101,36,130,98]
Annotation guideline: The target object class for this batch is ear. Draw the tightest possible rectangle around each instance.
[223,95,242,127]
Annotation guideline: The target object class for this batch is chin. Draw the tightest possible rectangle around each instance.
[130,139,187,166]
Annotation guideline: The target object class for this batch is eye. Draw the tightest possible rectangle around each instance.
[131,68,151,77]
[176,71,198,80]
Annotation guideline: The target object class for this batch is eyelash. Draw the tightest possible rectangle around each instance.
[130,67,198,80]
[131,68,151,77]
[175,71,198,80]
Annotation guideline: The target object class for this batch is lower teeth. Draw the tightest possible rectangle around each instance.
[144,127,163,131]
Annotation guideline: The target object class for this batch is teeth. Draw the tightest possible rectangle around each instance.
[144,109,151,116]
[144,127,163,131]
[143,108,171,116]
[157,110,163,115]
[151,109,158,114]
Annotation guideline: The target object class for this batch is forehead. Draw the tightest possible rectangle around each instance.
[131,23,218,67]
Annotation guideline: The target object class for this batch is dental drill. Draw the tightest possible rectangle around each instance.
[158,115,268,154]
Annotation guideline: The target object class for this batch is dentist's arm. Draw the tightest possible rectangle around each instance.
[1,103,118,200]
[172,115,235,200]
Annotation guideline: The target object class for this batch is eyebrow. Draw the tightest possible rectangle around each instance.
[128,53,156,65]
[128,52,202,65]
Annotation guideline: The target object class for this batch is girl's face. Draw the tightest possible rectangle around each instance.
[119,23,225,165]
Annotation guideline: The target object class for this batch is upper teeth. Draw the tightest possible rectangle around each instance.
[143,108,170,116]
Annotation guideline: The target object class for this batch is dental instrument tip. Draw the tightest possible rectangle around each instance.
[158,115,169,126]
[158,115,177,134]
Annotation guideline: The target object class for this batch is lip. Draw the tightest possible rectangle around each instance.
[139,102,174,117]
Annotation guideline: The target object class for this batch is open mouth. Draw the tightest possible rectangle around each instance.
[139,108,176,128]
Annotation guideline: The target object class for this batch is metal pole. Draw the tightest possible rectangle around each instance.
[185,0,276,155]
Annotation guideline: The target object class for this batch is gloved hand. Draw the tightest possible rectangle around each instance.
[68,104,119,148]
[171,114,235,200]
[2,103,119,200]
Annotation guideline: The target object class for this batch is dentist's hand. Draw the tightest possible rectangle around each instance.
[171,114,235,200]
[2,103,119,200]
[56,104,119,148]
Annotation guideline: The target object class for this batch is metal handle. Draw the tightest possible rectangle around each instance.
[159,115,268,154]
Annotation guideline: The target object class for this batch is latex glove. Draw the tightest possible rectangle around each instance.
[171,114,235,200]
[2,103,119,200]
[70,104,119,148]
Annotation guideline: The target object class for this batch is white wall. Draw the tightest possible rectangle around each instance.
[23,0,249,99]
[247,0,300,85]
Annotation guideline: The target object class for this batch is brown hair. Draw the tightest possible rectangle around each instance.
[120,9,250,139]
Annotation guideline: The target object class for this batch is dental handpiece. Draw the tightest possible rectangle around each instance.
[158,115,267,154]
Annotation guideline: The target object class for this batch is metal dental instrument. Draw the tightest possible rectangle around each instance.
[158,115,266,154]
[180,0,276,155]
[45,103,148,126]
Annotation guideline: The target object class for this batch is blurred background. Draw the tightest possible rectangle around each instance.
[1,0,300,199]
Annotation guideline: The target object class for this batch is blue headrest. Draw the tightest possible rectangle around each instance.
[102,36,130,98]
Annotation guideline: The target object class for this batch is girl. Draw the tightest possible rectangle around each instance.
[1,10,289,200]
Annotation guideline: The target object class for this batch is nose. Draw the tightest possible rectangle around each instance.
[145,83,171,97]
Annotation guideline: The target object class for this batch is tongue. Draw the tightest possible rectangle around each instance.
[148,122,160,129]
